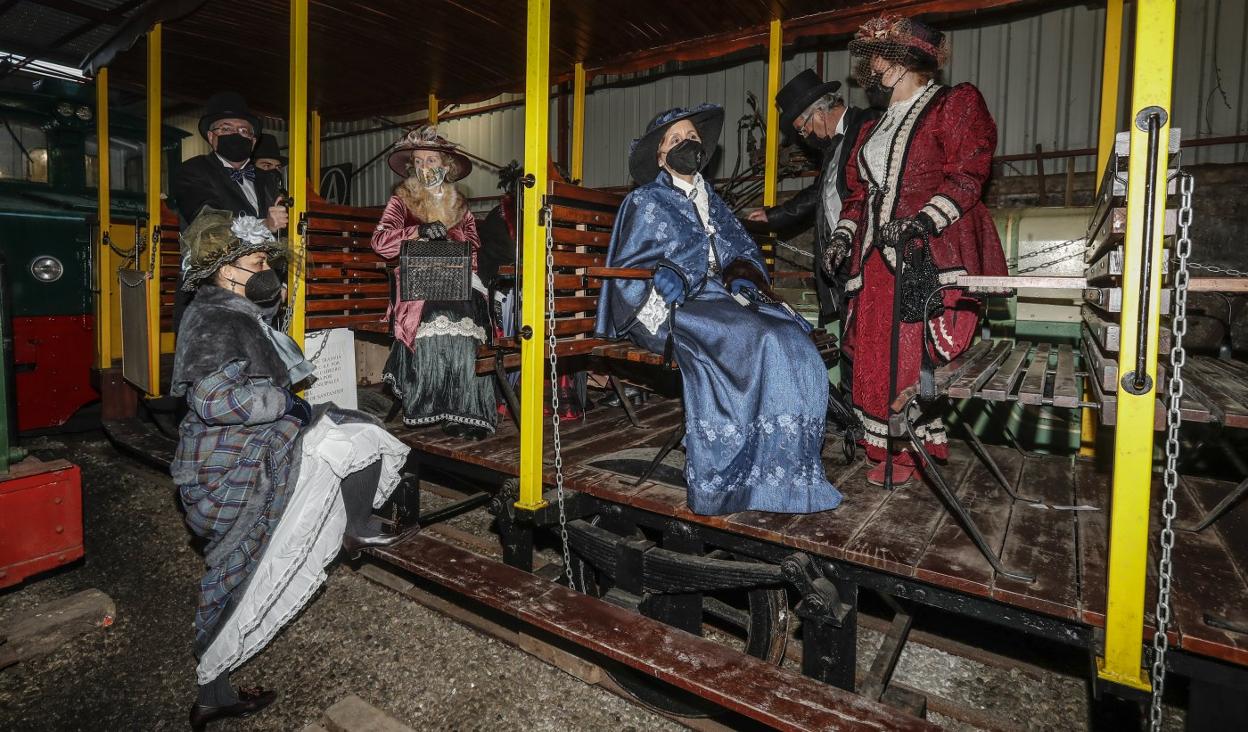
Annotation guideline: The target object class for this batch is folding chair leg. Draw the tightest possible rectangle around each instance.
[633,422,686,487]
[948,401,1042,504]
[495,353,521,429]
[901,398,1035,583]
[1181,476,1248,533]
[610,374,644,428]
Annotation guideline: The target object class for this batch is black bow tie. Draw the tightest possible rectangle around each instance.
[229,165,256,184]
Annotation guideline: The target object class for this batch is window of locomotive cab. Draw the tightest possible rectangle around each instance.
[0,119,49,183]
[84,135,152,194]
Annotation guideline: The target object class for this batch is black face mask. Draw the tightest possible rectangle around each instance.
[229,265,282,305]
[864,72,897,109]
[807,132,840,151]
[664,139,707,176]
[216,133,254,163]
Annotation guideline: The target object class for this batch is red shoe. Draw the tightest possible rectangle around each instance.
[866,460,917,487]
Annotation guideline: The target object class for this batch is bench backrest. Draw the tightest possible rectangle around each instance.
[302,200,388,332]
[155,199,389,334]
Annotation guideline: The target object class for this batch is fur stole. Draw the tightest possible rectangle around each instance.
[392,178,468,227]
[170,286,293,396]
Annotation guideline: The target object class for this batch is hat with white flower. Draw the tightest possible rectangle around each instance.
[180,206,286,291]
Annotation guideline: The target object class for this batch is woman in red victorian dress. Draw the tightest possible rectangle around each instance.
[825,15,1008,486]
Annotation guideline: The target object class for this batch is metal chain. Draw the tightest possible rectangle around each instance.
[1015,238,1086,275]
[301,328,333,363]
[1187,261,1248,277]
[773,238,814,259]
[147,220,159,275]
[1150,171,1194,732]
[543,207,575,588]
[1017,237,1084,261]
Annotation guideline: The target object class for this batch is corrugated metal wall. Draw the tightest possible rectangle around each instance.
[305,0,1247,207]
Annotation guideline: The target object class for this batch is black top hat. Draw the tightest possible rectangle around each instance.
[251,134,286,165]
[776,70,842,145]
[628,104,725,185]
[198,91,263,139]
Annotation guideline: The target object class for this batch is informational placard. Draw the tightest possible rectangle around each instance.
[302,328,358,409]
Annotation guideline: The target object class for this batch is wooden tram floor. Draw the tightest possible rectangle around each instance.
[389,395,1248,670]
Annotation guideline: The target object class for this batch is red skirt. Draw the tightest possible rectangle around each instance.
[844,249,980,464]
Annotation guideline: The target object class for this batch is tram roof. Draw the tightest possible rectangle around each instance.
[72,0,1048,120]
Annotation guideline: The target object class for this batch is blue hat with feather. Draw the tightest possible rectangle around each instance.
[628,104,725,185]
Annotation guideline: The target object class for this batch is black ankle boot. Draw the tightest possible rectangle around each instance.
[190,685,277,731]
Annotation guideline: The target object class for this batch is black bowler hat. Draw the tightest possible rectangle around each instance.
[198,91,263,139]
[776,70,842,144]
[252,134,286,165]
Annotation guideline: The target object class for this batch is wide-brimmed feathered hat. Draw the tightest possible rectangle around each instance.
[180,207,286,291]
[198,91,263,139]
[848,15,950,81]
[628,104,725,185]
[775,69,842,145]
[386,126,473,180]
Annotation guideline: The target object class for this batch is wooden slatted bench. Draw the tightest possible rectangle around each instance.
[301,200,389,333]
[371,533,935,731]
[157,199,390,335]
[476,181,838,423]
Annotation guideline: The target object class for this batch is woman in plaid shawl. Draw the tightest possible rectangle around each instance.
[170,208,413,730]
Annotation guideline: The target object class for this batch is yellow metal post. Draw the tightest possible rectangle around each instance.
[763,19,782,207]
[144,24,162,397]
[428,93,438,125]
[517,0,550,511]
[95,67,112,368]
[1096,0,1125,181]
[1083,0,1124,458]
[288,0,309,349]
[310,110,321,196]
[571,62,586,183]
[1098,0,1177,692]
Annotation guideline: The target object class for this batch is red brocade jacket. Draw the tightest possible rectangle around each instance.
[833,83,1008,332]
[370,197,479,350]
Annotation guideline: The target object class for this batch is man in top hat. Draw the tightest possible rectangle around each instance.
[251,133,287,175]
[746,70,878,386]
[172,92,288,331]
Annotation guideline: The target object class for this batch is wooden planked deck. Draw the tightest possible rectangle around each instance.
[392,396,1248,668]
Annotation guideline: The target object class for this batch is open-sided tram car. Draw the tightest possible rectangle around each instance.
[80,0,1248,728]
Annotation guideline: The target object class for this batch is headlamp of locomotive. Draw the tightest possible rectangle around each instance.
[30,255,64,283]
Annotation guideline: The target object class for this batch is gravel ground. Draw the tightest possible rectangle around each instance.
[0,433,679,731]
[1,432,1191,731]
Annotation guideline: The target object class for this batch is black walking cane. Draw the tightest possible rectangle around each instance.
[884,237,905,490]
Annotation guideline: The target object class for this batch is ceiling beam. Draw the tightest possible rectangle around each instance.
[28,0,125,25]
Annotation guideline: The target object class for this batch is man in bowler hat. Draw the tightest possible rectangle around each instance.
[172,92,288,331]
[746,70,877,390]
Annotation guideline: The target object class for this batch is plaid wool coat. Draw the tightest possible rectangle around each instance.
[170,285,306,647]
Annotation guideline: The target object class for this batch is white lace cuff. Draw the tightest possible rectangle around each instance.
[636,286,670,336]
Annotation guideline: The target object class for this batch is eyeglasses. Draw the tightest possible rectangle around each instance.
[210,123,255,139]
[796,109,818,137]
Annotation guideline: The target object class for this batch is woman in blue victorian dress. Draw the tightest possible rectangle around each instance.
[596,105,842,515]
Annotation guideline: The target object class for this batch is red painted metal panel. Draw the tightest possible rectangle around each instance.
[13,315,99,432]
[0,459,84,589]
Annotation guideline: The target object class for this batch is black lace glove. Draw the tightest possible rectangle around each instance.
[822,233,852,278]
[418,221,449,240]
[880,213,936,250]
[286,393,313,425]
